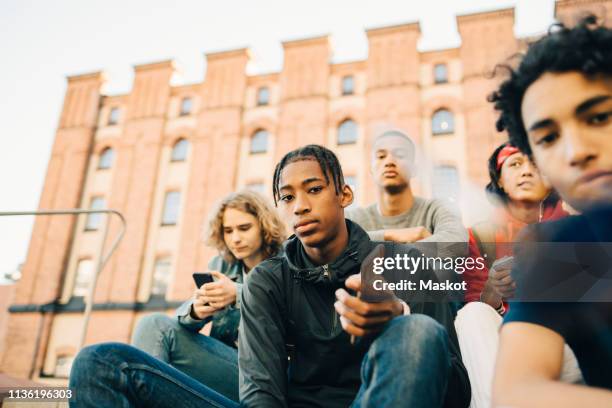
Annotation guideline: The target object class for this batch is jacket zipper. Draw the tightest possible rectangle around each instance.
[322,264,339,333]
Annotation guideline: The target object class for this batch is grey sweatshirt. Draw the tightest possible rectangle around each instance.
[346,197,468,259]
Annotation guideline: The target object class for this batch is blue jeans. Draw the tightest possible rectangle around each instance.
[131,313,238,401]
[70,314,466,407]
[69,342,239,408]
[352,314,463,408]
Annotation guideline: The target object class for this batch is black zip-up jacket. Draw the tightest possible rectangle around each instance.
[238,220,470,407]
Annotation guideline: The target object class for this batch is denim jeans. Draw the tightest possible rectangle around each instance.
[69,342,239,408]
[352,314,467,408]
[131,313,238,401]
[71,314,467,407]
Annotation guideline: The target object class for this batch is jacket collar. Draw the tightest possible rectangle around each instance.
[283,219,372,285]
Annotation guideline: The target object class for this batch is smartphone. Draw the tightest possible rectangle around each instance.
[192,272,214,288]
[491,256,514,271]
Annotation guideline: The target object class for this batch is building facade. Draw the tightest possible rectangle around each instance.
[2,0,610,381]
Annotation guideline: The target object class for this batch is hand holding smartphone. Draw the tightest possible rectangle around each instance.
[193,272,214,288]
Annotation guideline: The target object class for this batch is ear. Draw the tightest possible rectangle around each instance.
[339,184,354,209]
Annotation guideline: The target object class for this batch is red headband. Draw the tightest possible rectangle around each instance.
[496,145,520,171]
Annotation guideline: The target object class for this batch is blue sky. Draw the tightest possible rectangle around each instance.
[0,0,556,279]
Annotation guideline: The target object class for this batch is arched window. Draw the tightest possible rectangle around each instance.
[180,97,193,116]
[337,119,358,145]
[250,129,268,154]
[171,139,189,162]
[256,87,270,106]
[434,64,448,84]
[341,75,354,95]
[432,109,455,135]
[98,148,114,170]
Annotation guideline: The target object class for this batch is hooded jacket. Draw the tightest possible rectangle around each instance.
[238,219,469,408]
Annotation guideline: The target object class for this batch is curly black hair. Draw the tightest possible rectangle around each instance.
[488,14,612,156]
[485,142,513,203]
[272,144,345,205]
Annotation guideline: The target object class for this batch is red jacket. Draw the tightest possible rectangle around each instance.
[463,200,568,303]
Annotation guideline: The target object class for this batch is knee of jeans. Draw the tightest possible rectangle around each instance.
[71,342,133,379]
[133,313,178,340]
[383,314,449,355]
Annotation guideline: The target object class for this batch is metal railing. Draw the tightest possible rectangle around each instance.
[0,209,126,350]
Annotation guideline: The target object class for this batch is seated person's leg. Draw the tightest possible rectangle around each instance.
[69,342,238,408]
[352,314,470,408]
[131,313,239,401]
[454,302,503,408]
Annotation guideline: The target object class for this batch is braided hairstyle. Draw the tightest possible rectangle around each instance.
[488,14,612,156]
[272,144,345,205]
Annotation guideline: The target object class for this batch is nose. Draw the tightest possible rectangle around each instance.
[293,192,311,216]
[231,230,242,244]
[565,125,598,168]
[520,160,535,177]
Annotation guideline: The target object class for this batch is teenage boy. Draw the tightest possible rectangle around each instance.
[489,15,612,406]
[238,144,471,407]
[347,130,467,255]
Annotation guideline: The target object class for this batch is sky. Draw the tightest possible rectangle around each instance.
[0,0,557,281]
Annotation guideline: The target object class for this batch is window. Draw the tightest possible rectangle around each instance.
[434,64,448,84]
[345,175,358,207]
[108,107,120,125]
[85,197,106,231]
[151,257,172,297]
[171,139,189,162]
[98,148,114,170]
[256,87,270,106]
[341,75,354,95]
[250,129,268,154]
[246,183,265,194]
[432,109,455,135]
[179,97,192,116]
[337,119,358,145]
[54,355,74,378]
[73,259,94,298]
[432,165,460,203]
[161,191,181,225]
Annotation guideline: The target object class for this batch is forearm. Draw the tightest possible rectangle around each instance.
[494,378,612,407]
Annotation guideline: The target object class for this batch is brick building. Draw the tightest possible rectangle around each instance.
[1,0,610,382]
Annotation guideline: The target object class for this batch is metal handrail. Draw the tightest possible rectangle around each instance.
[0,209,126,351]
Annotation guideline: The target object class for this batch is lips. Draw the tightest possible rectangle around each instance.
[517,180,533,188]
[383,170,398,177]
[294,219,318,234]
[577,170,612,186]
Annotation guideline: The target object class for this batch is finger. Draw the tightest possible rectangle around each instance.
[336,289,394,316]
[334,301,392,327]
[208,270,224,279]
[203,288,225,297]
[339,316,384,337]
[344,274,361,292]
[203,282,221,291]
[492,268,512,279]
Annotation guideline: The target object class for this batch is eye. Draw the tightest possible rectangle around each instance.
[280,194,294,202]
[509,161,521,168]
[308,186,323,194]
[223,229,232,234]
[535,132,559,146]
[239,225,251,232]
[376,152,386,160]
[587,111,611,125]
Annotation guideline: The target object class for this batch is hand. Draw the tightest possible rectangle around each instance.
[334,274,403,338]
[200,270,238,309]
[488,259,516,300]
[190,288,219,320]
[383,226,432,243]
